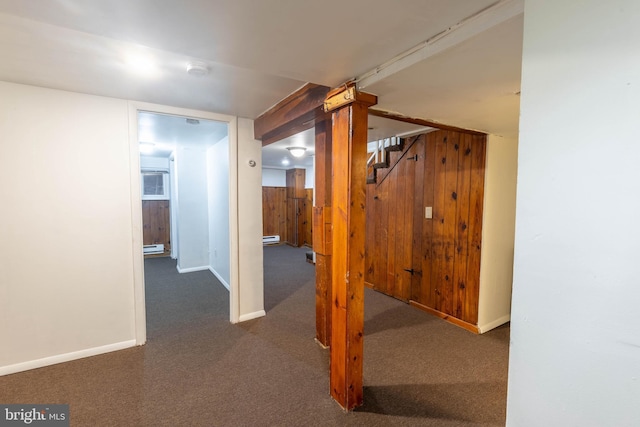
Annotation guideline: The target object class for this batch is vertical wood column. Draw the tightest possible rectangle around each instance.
[325,87,376,410]
[313,118,333,347]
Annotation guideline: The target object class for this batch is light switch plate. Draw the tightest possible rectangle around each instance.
[425,206,433,219]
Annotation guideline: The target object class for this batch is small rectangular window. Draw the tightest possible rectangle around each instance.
[141,172,169,200]
[143,173,164,195]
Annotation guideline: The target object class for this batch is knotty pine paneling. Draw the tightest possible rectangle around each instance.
[262,186,313,247]
[453,133,473,320]
[365,130,486,326]
[262,187,286,238]
[142,200,171,254]
[302,188,313,247]
[365,137,423,301]
[286,168,306,199]
[410,135,427,304]
[464,135,486,324]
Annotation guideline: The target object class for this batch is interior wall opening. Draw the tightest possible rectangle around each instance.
[132,108,234,342]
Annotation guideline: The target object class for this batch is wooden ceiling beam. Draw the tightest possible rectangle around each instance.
[254,83,331,146]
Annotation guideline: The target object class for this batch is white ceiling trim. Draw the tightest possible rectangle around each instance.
[357,0,524,90]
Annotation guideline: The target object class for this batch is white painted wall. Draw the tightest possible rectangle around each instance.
[507,1,640,425]
[305,164,314,189]
[140,155,170,171]
[478,134,517,332]
[262,168,286,187]
[0,83,261,374]
[207,136,231,289]
[169,154,179,259]
[236,118,265,322]
[261,166,314,189]
[175,145,210,272]
[0,82,136,374]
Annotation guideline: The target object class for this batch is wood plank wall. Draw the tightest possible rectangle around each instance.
[142,200,171,255]
[286,198,303,246]
[262,187,286,238]
[365,130,486,327]
[262,186,313,247]
[303,188,313,246]
[285,168,306,247]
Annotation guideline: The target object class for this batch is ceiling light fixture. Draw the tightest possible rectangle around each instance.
[186,61,209,77]
[287,147,307,158]
[281,158,290,166]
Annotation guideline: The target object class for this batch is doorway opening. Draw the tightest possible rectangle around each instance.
[129,104,239,344]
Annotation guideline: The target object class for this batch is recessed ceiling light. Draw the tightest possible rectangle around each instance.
[186,62,209,77]
[281,158,290,166]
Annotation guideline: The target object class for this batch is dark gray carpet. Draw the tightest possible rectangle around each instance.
[0,245,509,426]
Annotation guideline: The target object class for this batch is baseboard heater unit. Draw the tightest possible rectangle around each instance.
[143,244,165,255]
[262,235,280,245]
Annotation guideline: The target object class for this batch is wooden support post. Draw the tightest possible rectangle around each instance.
[313,118,333,347]
[326,86,377,410]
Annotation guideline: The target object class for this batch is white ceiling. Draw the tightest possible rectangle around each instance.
[0,0,524,167]
[262,114,433,169]
[139,111,229,158]
[365,13,524,139]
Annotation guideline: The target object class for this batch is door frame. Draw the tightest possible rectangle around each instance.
[169,151,179,260]
[127,101,238,345]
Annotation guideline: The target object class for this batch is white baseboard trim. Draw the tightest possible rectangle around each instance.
[238,310,266,323]
[478,314,511,333]
[209,267,230,291]
[0,339,137,377]
[176,265,210,274]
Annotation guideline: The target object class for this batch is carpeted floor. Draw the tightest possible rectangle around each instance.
[0,245,509,426]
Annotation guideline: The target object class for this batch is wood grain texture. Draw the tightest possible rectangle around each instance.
[314,119,332,208]
[303,189,313,246]
[441,131,460,315]
[418,134,436,305]
[286,168,306,199]
[410,300,480,334]
[431,132,448,311]
[315,253,332,346]
[330,99,371,411]
[142,200,171,255]
[284,168,306,247]
[365,129,486,327]
[411,135,426,303]
[453,134,472,319]
[262,187,286,238]
[385,164,398,297]
[464,135,486,324]
[365,180,377,288]
[285,198,305,247]
[254,83,330,146]
[331,105,350,408]
[365,136,425,302]
[314,119,332,346]
[394,152,408,300]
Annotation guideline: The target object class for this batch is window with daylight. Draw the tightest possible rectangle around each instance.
[141,172,169,200]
